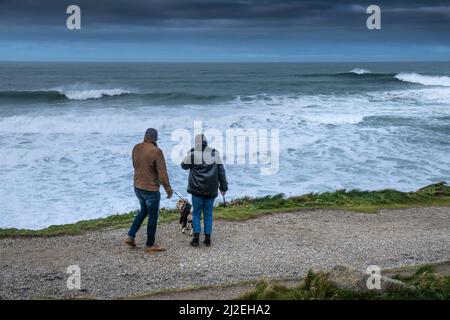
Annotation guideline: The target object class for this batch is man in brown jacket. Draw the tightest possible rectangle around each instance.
[125,128,173,252]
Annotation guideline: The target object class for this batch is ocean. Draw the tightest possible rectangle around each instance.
[0,62,449,229]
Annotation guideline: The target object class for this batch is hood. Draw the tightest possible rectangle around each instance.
[194,134,208,150]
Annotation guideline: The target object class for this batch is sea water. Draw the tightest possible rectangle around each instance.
[0,62,449,229]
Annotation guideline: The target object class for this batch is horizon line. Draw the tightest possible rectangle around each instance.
[1,60,450,64]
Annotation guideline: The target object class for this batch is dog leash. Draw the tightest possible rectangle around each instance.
[172,190,185,201]
[157,179,186,201]
[164,178,226,206]
[176,188,227,207]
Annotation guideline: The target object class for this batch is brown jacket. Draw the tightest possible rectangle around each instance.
[132,139,172,194]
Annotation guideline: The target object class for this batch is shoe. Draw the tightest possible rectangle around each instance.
[190,233,200,247]
[144,245,166,253]
[124,237,136,247]
[203,234,211,247]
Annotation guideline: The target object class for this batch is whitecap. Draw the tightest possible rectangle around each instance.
[349,68,372,75]
[57,88,130,100]
[394,73,450,87]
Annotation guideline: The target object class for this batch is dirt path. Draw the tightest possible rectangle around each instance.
[0,207,449,299]
[132,279,302,300]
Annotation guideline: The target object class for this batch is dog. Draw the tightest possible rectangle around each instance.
[176,199,193,235]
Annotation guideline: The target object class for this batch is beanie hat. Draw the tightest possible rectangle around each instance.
[144,128,158,143]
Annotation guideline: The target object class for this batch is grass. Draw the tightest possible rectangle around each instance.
[0,208,179,238]
[1,182,449,238]
[215,181,450,219]
[238,264,450,300]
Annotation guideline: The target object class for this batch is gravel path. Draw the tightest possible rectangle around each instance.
[0,207,449,299]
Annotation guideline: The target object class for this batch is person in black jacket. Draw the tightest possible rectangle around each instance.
[181,134,228,247]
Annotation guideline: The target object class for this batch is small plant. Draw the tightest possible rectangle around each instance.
[238,265,450,300]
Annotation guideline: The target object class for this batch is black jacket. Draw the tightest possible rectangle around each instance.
[181,145,228,198]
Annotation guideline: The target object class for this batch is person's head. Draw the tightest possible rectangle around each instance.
[144,128,158,143]
[194,134,208,150]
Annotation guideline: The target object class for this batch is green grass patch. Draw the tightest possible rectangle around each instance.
[0,209,179,238]
[1,182,449,238]
[213,181,450,220]
[239,266,450,300]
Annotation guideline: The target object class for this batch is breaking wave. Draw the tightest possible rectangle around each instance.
[349,68,372,75]
[394,73,450,87]
[0,88,130,101]
[0,89,223,103]
[57,88,130,100]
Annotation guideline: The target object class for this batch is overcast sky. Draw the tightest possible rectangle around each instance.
[0,0,449,62]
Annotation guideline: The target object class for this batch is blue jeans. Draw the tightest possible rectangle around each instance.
[192,195,215,235]
[128,187,161,246]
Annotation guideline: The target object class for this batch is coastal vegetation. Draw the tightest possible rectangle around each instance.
[239,263,450,300]
[1,182,449,238]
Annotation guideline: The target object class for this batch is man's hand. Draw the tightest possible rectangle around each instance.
[167,189,173,199]
[220,191,226,196]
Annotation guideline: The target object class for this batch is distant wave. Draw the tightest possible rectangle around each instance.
[0,90,64,101]
[394,73,450,87]
[0,88,130,101]
[303,71,383,77]
[3,73,450,105]
[0,89,223,103]
[349,68,372,75]
[306,71,450,87]
[58,88,130,100]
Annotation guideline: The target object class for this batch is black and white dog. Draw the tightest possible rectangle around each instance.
[176,199,193,235]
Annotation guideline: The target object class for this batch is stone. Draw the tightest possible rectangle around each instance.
[325,265,415,293]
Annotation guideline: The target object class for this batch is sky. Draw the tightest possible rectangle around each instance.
[0,0,449,62]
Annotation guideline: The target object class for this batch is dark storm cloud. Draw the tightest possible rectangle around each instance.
[2,0,328,24]
[0,0,449,61]
[0,0,449,27]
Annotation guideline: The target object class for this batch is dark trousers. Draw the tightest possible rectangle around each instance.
[128,187,161,246]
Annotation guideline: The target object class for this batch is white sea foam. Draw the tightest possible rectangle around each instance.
[395,73,450,87]
[1,89,449,229]
[57,88,130,100]
[300,114,365,125]
[370,87,450,107]
[349,68,372,75]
